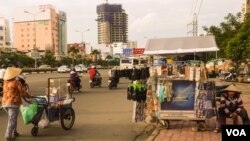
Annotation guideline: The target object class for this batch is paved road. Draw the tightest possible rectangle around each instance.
[0,70,151,141]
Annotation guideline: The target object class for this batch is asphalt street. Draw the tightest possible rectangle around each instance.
[0,70,152,141]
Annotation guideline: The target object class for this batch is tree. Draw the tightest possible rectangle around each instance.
[90,49,100,63]
[0,52,33,67]
[203,12,242,58]
[68,47,79,65]
[40,51,56,67]
[225,13,250,64]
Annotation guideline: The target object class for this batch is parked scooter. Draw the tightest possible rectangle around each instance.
[89,74,102,88]
[108,77,117,89]
[218,70,237,82]
[67,77,82,94]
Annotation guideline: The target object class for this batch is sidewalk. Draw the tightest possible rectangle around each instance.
[147,83,250,141]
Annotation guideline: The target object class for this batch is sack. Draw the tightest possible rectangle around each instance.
[38,111,50,128]
[20,103,37,124]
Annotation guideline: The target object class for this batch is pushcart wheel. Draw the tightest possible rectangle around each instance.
[164,120,170,129]
[159,120,170,129]
[61,107,75,130]
[198,121,207,131]
[31,126,38,136]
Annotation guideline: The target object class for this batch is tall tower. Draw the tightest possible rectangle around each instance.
[96,2,128,44]
[0,16,11,49]
[242,0,250,21]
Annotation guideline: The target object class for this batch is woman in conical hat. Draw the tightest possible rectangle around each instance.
[2,67,32,141]
[214,84,250,133]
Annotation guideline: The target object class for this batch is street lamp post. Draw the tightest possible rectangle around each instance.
[76,29,90,65]
[24,9,45,68]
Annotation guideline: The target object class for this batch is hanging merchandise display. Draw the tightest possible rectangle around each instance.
[143,62,216,130]
[127,81,147,122]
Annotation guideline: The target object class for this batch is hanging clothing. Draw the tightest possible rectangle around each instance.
[165,82,173,102]
[158,84,165,103]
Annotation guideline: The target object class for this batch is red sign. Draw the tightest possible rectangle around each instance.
[133,48,145,54]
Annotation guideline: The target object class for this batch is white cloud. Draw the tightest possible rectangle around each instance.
[0,0,245,50]
[130,13,157,33]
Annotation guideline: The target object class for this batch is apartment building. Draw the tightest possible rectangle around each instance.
[96,2,128,44]
[0,16,11,49]
[13,4,67,59]
[242,0,250,21]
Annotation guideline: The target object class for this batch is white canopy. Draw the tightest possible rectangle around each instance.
[144,36,219,55]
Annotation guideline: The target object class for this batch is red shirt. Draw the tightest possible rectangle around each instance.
[89,68,96,80]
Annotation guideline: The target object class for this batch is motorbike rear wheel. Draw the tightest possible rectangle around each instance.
[108,84,112,90]
[90,83,94,88]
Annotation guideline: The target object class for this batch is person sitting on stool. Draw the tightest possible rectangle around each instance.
[214,84,250,133]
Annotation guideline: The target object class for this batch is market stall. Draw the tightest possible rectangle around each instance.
[143,36,219,130]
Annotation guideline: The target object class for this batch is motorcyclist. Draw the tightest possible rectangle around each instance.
[89,65,100,82]
[70,68,81,88]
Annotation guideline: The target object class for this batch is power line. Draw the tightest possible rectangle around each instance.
[190,0,195,16]
[197,0,203,16]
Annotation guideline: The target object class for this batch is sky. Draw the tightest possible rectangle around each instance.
[0,0,245,49]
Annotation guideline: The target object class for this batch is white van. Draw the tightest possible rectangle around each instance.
[120,56,148,69]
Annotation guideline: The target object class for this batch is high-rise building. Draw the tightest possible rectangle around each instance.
[0,16,11,49]
[13,4,67,59]
[96,2,128,44]
[242,0,250,20]
[127,41,137,48]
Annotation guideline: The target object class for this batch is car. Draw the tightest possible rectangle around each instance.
[38,65,51,69]
[75,65,88,73]
[96,65,102,69]
[57,65,71,73]
[82,66,88,73]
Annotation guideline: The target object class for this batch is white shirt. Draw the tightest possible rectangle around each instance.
[0,69,6,79]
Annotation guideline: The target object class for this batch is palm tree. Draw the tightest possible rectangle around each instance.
[68,47,79,65]
[90,49,100,64]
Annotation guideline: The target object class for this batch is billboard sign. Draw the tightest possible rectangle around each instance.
[133,48,145,55]
[122,48,132,55]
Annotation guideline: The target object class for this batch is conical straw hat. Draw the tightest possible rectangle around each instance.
[224,84,241,94]
[4,67,22,81]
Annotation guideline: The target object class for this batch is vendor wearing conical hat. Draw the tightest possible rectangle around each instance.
[2,67,32,141]
[214,84,250,133]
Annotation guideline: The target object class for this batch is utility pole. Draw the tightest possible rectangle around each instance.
[187,13,198,37]
[76,29,90,65]
[24,9,45,68]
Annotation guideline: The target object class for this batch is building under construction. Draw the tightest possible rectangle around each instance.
[96,3,128,44]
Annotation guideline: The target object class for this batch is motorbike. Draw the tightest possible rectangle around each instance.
[89,75,102,88]
[67,78,82,94]
[108,77,117,89]
[218,71,237,82]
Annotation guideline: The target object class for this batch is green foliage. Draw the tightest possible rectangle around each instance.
[68,47,80,65]
[225,13,250,62]
[203,12,250,62]
[0,52,34,67]
[40,51,56,67]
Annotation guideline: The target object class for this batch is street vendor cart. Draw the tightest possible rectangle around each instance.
[21,77,75,136]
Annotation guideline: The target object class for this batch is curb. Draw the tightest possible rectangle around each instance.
[146,125,161,141]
